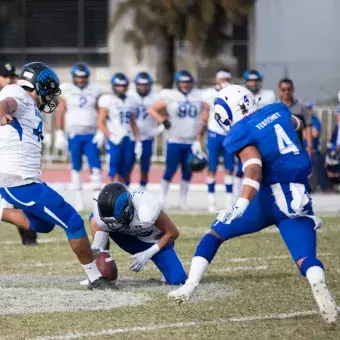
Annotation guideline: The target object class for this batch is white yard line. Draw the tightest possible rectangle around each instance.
[0,237,65,245]
[31,308,340,340]
[212,265,268,272]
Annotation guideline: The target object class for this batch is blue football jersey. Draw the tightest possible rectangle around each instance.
[223,103,312,186]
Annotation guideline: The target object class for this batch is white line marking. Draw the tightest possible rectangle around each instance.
[212,265,268,272]
[0,237,65,245]
[31,308,340,340]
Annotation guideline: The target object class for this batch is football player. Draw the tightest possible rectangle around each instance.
[168,85,337,323]
[201,69,235,212]
[243,69,276,108]
[97,73,141,184]
[0,62,115,290]
[147,70,205,209]
[89,182,187,285]
[55,62,103,211]
[127,72,164,190]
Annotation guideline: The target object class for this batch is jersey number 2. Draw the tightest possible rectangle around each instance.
[274,124,299,155]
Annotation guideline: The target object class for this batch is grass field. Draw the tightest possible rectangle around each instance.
[0,213,339,340]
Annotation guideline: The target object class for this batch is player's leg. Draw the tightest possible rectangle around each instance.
[161,142,181,206]
[140,139,153,190]
[106,139,122,182]
[168,191,269,302]
[68,134,84,211]
[124,139,136,187]
[278,217,337,323]
[0,184,115,289]
[223,147,235,209]
[84,134,102,191]
[206,131,220,213]
[179,143,193,210]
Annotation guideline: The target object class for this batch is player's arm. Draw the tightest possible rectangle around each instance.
[90,216,110,254]
[55,97,66,130]
[130,113,140,141]
[0,97,18,125]
[302,106,313,156]
[147,99,171,129]
[196,102,209,142]
[97,107,111,138]
[291,115,304,132]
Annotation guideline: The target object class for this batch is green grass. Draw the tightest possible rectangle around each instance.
[0,214,339,339]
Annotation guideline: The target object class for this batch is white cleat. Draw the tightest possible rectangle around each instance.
[168,283,198,304]
[208,204,216,214]
[179,199,188,211]
[310,280,337,323]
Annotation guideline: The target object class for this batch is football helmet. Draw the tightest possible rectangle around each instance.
[135,72,153,97]
[111,73,129,99]
[243,69,263,94]
[174,70,194,94]
[215,68,232,90]
[187,151,208,172]
[214,85,258,132]
[97,182,134,231]
[17,62,61,113]
[71,62,90,89]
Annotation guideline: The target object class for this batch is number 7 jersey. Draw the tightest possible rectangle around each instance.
[0,84,44,181]
[223,102,312,186]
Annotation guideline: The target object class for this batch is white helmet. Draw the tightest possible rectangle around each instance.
[214,84,259,132]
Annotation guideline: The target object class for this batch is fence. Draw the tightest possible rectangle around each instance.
[42,107,338,168]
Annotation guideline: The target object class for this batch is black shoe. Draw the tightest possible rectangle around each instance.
[17,227,38,246]
[87,276,118,290]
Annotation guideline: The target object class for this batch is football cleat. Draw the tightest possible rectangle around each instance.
[168,282,198,304]
[310,280,337,323]
[208,204,216,214]
[87,276,118,290]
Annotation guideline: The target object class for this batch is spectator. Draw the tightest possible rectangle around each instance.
[278,78,313,157]
[303,101,322,153]
[0,63,18,89]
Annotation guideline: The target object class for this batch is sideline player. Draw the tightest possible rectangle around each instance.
[243,69,276,108]
[202,69,234,212]
[148,70,205,209]
[88,182,187,285]
[97,73,141,184]
[168,85,337,323]
[0,62,115,290]
[55,62,103,211]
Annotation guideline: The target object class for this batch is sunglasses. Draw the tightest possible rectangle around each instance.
[280,87,293,92]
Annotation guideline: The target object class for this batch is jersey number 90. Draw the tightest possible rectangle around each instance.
[178,102,197,119]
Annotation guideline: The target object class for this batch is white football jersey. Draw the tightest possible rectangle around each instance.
[202,87,225,135]
[255,89,276,108]
[61,82,101,134]
[128,91,158,141]
[0,85,44,182]
[160,89,203,143]
[93,190,163,243]
[98,93,137,137]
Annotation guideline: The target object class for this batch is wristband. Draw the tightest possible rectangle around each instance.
[235,197,250,214]
[146,243,160,257]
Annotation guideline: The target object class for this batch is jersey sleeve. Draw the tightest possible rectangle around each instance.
[158,89,173,106]
[97,94,111,109]
[0,85,27,117]
[135,192,162,225]
[223,121,252,154]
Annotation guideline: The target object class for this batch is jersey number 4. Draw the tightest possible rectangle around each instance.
[274,124,299,155]
[33,121,44,142]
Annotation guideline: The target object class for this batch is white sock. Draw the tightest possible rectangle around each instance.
[90,168,101,191]
[71,170,82,191]
[81,260,102,283]
[306,266,325,285]
[180,179,189,202]
[160,179,170,205]
[186,256,209,286]
[208,193,216,206]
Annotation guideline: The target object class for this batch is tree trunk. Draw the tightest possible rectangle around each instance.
[157,27,175,88]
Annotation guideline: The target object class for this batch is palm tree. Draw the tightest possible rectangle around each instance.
[112,0,254,87]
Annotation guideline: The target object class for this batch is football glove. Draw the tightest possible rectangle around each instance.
[129,244,160,272]
[191,141,202,155]
[163,119,171,130]
[42,132,52,149]
[54,129,67,151]
[109,133,123,145]
[92,130,105,148]
[134,141,142,161]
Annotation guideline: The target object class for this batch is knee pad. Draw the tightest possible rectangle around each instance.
[299,257,324,276]
[194,233,222,263]
[65,212,87,240]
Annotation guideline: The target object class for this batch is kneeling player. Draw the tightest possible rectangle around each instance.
[89,182,187,285]
[168,85,337,323]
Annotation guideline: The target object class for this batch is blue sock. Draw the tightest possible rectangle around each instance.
[208,182,215,193]
[225,184,233,193]
[194,233,222,263]
[140,180,147,188]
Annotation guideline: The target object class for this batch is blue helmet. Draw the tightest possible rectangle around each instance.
[187,151,208,172]
[18,62,61,113]
[111,73,129,97]
[97,182,134,232]
[243,69,263,94]
[174,70,194,94]
[71,62,91,88]
[134,72,153,97]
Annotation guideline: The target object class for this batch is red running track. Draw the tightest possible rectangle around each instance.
[40,163,227,184]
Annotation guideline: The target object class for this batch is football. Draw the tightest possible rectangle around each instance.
[96,252,118,282]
